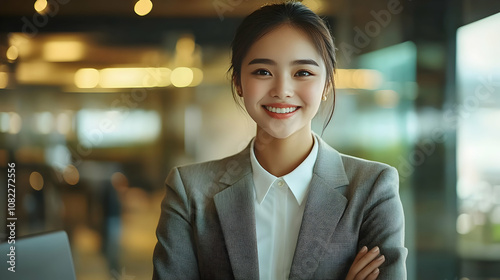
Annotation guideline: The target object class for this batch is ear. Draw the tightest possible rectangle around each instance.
[323,80,332,96]
[233,77,243,96]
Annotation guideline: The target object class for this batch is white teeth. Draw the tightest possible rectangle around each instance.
[265,106,299,114]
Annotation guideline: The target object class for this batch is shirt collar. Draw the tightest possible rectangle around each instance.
[250,133,319,205]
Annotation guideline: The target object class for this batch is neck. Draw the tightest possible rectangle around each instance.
[253,127,314,177]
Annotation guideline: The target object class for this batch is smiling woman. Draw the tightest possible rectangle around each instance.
[239,24,326,146]
[153,2,407,280]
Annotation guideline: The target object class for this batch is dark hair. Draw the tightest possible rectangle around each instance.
[228,1,337,135]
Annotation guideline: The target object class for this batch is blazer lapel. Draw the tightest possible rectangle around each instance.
[214,144,259,280]
[289,135,350,279]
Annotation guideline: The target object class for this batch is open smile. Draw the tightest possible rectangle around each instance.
[262,104,301,119]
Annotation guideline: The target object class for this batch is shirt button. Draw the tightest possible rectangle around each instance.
[277,180,284,187]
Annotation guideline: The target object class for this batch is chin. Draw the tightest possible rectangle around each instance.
[266,131,291,140]
[261,125,297,140]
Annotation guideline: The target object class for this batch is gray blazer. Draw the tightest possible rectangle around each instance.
[153,136,407,280]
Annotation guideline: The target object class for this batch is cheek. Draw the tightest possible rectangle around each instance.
[298,79,324,104]
[241,77,271,101]
[241,78,262,110]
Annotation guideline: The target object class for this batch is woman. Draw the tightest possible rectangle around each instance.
[153,2,407,279]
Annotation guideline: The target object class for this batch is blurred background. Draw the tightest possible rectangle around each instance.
[0,0,499,279]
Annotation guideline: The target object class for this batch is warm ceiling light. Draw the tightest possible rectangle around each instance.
[334,69,383,90]
[334,69,354,89]
[43,41,85,62]
[34,0,48,13]
[170,67,193,88]
[143,67,171,87]
[99,67,171,88]
[74,68,99,88]
[6,46,19,61]
[100,68,142,88]
[134,0,153,16]
[352,69,383,90]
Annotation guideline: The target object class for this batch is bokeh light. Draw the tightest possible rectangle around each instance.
[29,171,44,191]
[170,67,193,87]
[74,68,100,88]
[134,0,153,16]
[6,46,19,61]
[63,164,80,185]
[34,0,47,13]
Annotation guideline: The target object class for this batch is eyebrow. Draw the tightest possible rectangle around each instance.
[248,58,319,67]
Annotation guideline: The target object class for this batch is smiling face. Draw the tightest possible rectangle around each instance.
[238,24,328,140]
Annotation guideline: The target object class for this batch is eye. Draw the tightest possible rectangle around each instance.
[252,69,272,76]
[295,70,313,77]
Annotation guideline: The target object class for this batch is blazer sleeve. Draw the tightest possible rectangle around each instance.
[358,166,408,280]
[152,167,201,280]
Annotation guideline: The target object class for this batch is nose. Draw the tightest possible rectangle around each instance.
[270,74,293,99]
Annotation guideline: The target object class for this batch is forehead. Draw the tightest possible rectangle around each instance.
[243,24,324,66]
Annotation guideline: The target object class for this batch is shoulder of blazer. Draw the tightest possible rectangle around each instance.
[338,153,398,188]
[314,134,396,187]
[340,153,394,174]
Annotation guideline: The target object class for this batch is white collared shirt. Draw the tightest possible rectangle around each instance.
[250,133,319,280]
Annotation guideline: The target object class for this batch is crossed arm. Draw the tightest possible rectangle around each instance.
[346,166,407,280]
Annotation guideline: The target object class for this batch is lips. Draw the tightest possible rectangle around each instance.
[262,103,301,119]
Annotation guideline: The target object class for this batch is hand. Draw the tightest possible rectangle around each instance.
[345,246,385,280]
